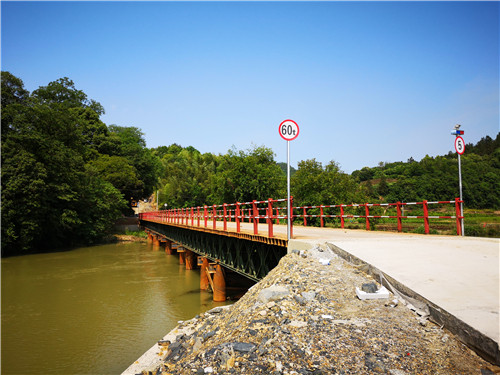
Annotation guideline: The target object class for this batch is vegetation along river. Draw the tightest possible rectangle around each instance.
[1,242,230,375]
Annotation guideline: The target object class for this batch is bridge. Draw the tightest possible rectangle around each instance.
[139,196,499,365]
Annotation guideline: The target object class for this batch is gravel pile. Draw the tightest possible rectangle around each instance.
[141,248,498,375]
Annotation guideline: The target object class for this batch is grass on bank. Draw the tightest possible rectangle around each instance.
[112,228,148,242]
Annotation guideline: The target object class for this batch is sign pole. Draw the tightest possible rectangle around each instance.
[279,119,300,241]
[457,151,464,236]
[452,127,465,236]
[287,140,291,241]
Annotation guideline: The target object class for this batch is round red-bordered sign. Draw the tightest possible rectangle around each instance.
[279,119,299,141]
[455,136,465,155]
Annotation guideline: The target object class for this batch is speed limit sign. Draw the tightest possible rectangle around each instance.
[455,136,465,155]
[279,119,299,141]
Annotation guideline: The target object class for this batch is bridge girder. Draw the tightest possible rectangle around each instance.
[141,220,287,281]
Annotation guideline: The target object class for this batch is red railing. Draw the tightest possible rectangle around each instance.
[139,197,464,238]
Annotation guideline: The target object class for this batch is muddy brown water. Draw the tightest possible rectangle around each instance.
[1,242,231,374]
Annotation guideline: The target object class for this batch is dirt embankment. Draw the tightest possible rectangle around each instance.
[114,234,147,243]
[136,247,498,375]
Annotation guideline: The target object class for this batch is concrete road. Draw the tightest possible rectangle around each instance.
[224,222,499,345]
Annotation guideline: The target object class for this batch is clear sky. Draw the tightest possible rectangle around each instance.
[2,1,499,173]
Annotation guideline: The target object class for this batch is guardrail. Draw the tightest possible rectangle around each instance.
[139,197,464,238]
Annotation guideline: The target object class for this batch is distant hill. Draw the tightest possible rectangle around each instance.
[277,162,297,177]
[351,133,500,209]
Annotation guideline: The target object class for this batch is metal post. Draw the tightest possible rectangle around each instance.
[452,125,465,236]
[223,203,227,231]
[423,200,429,234]
[457,152,464,236]
[236,202,241,232]
[287,140,291,241]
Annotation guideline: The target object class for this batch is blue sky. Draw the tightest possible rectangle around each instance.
[2,1,499,173]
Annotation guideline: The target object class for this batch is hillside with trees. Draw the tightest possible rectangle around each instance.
[154,134,499,212]
[1,72,161,256]
[351,133,500,209]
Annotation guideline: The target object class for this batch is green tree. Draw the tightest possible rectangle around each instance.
[1,71,29,108]
[292,159,365,206]
[351,166,375,182]
[71,107,111,161]
[106,125,161,200]
[87,155,144,206]
[1,73,127,256]
[211,145,285,204]
[158,147,217,208]
[31,77,104,115]
[377,175,389,197]
[352,134,500,209]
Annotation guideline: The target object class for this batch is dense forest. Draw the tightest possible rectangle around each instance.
[351,133,500,208]
[1,72,160,256]
[2,72,499,256]
[153,134,500,210]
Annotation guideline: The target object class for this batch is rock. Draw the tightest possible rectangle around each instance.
[258,285,290,303]
[226,342,256,353]
[202,330,217,341]
[364,352,386,373]
[192,337,203,352]
[151,252,493,375]
[225,355,236,370]
[361,282,378,293]
[289,320,307,328]
[389,370,407,375]
[301,291,316,301]
[207,307,223,314]
[266,301,276,309]
[385,298,399,308]
[276,361,283,372]
[294,295,307,306]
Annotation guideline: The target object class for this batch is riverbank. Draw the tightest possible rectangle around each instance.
[114,234,147,243]
[123,245,498,375]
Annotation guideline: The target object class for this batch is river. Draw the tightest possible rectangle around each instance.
[1,241,231,374]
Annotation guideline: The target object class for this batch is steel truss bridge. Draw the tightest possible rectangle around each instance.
[140,219,287,282]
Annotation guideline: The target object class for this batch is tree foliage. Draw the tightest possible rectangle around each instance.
[212,146,285,204]
[352,133,500,209]
[154,134,499,215]
[291,159,366,206]
[153,144,285,208]
[1,72,160,256]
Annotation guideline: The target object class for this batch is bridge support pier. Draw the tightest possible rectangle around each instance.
[152,235,160,248]
[164,239,174,255]
[213,264,226,302]
[147,231,153,244]
[185,249,196,270]
[177,246,186,265]
[199,257,209,290]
